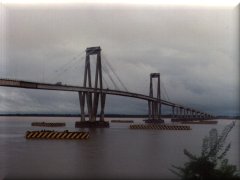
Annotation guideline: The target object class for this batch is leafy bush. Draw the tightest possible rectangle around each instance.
[170,121,240,179]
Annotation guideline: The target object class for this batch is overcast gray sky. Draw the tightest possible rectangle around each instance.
[0,3,239,116]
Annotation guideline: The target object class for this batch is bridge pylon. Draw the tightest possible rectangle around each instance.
[76,46,109,128]
[145,73,164,123]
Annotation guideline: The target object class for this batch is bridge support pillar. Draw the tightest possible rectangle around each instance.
[180,108,183,119]
[197,112,199,119]
[78,92,85,121]
[193,111,196,119]
[176,107,179,118]
[100,93,106,121]
[75,47,109,128]
[172,106,175,118]
[191,110,193,120]
[178,107,181,118]
[146,73,164,123]
[206,114,208,119]
[204,113,207,119]
[185,109,187,119]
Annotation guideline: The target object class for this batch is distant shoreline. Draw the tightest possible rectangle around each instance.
[0,114,239,119]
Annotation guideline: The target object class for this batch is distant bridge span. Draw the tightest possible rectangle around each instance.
[0,78,210,116]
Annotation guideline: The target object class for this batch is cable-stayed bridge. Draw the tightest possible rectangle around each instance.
[0,46,214,127]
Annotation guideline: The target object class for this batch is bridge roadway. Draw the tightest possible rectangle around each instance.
[0,78,207,115]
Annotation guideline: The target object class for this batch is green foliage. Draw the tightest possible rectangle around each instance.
[170,121,240,180]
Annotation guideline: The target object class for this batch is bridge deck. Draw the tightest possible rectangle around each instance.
[0,78,205,114]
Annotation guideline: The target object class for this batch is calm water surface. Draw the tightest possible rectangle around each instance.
[0,117,239,179]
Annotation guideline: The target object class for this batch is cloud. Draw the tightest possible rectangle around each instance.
[0,4,238,115]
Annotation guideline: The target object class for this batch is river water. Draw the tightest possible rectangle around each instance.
[0,116,239,180]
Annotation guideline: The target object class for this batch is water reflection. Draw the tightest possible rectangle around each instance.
[0,117,239,179]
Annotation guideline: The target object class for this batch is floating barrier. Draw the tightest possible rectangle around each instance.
[171,118,214,122]
[31,122,66,127]
[181,120,218,124]
[144,119,164,123]
[75,121,109,128]
[111,120,134,123]
[129,124,191,130]
[25,130,89,140]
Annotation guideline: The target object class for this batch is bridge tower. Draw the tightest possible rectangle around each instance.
[76,46,109,128]
[146,73,164,123]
